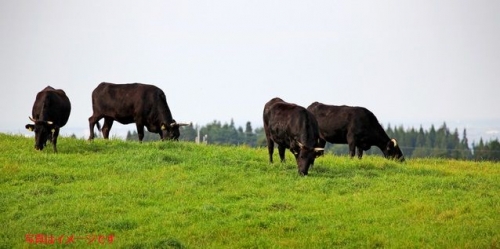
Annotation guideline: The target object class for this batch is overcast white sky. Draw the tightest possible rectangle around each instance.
[1,0,499,138]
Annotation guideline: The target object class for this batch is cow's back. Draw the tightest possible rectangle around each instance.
[32,87,71,127]
[92,82,147,109]
[308,102,385,143]
[263,97,285,126]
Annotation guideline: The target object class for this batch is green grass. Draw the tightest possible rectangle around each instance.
[1,133,499,248]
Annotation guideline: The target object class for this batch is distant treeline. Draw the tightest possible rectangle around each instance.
[125,119,500,161]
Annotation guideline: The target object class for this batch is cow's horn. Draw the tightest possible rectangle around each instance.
[170,122,177,127]
[391,138,397,147]
[314,148,324,152]
[178,122,191,126]
[47,121,53,125]
[29,116,36,122]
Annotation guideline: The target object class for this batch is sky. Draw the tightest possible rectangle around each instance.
[1,0,499,141]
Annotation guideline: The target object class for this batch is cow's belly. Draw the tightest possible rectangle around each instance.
[112,116,135,124]
[323,133,348,144]
[270,135,290,148]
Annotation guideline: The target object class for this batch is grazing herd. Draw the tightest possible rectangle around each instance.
[25,83,404,175]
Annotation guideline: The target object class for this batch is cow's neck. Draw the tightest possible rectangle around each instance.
[375,135,391,157]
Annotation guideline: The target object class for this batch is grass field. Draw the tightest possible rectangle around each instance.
[1,133,499,248]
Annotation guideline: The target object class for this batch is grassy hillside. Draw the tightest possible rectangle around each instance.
[1,133,499,248]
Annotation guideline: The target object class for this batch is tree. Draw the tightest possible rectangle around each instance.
[474,138,487,160]
[416,126,426,147]
[179,125,197,142]
[426,125,437,148]
[244,121,256,146]
[460,129,472,159]
[430,123,449,158]
[449,128,461,159]
[473,139,500,161]
[255,127,267,147]
[489,139,500,161]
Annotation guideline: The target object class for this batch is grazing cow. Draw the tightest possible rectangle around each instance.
[25,86,71,152]
[307,102,405,161]
[88,82,188,141]
[263,97,324,175]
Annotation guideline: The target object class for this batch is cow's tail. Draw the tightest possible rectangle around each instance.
[96,121,102,132]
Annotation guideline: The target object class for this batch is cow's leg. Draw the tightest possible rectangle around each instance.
[136,123,145,142]
[51,128,59,153]
[88,115,102,140]
[267,139,274,163]
[347,142,356,158]
[347,133,357,158]
[102,117,114,139]
[47,132,53,144]
[278,145,286,162]
[357,147,363,159]
[349,145,356,158]
[88,116,96,140]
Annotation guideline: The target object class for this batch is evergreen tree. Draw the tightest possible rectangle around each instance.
[474,138,486,160]
[244,121,256,146]
[474,139,500,161]
[416,126,426,147]
[385,124,393,136]
[179,125,197,142]
[427,125,437,148]
[449,128,461,159]
[488,139,500,161]
[460,129,472,159]
[255,127,267,147]
[430,123,448,158]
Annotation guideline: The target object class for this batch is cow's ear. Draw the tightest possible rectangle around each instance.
[25,124,35,132]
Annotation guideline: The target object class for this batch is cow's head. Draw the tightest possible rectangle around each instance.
[25,116,56,150]
[160,120,191,141]
[295,141,324,176]
[386,138,405,162]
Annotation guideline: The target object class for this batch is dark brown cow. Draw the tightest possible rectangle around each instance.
[88,82,188,141]
[263,97,323,175]
[307,102,404,161]
[25,86,71,152]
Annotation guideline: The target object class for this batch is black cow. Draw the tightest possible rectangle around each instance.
[25,86,71,152]
[307,102,404,161]
[88,82,188,141]
[263,97,324,175]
